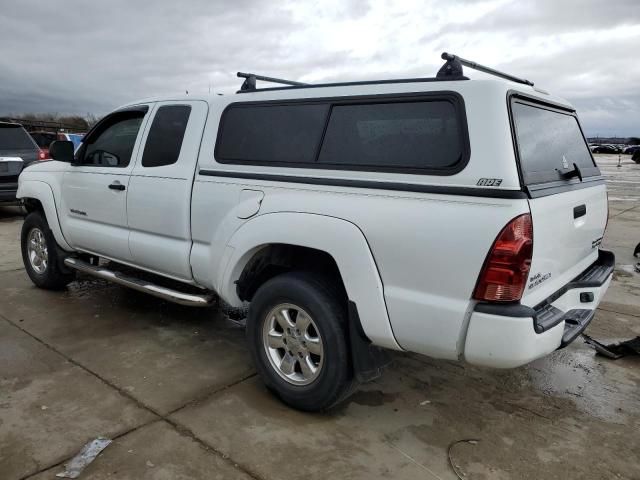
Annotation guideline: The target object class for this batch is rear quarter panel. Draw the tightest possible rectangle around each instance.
[258,188,529,358]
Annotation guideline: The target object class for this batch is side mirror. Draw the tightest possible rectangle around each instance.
[49,140,75,163]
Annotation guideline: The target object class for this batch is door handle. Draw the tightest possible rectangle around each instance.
[573,204,586,219]
[108,182,126,191]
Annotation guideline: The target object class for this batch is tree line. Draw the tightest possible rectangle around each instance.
[6,113,100,131]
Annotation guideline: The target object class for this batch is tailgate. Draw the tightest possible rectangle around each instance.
[525,184,607,306]
[509,95,608,307]
[0,155,24,182]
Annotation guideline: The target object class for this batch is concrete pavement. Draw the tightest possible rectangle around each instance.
[1,154,639,479]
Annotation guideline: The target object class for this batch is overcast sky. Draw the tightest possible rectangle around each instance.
[1,0,638,136]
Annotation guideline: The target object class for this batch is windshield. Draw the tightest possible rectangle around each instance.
[0,125,37,151]
[511,100,599,185]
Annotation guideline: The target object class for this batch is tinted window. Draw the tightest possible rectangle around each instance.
[141,105,191,167]
[512,102,598,185]
[318,101,463,170]
[217,104,328,164]
[0,125,37,151]
[80,113,144,167]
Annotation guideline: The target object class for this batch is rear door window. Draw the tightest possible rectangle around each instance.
[141,105,192,167]
[0,125,37,151]
[318,100,464,172]
[511,100,599,186]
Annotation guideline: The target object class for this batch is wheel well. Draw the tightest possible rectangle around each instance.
[22,198,44,214]
[236,244,347,303]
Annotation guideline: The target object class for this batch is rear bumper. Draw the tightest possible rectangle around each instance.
[0,183,18,202]
[464,249,614,368]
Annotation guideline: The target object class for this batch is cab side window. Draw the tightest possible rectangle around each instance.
[77,111,146,167]
[141,105,192,168]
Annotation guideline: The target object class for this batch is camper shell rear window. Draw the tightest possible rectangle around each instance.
[510,95,600,189]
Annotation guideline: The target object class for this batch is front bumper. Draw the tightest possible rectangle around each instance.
[464,250,614,368]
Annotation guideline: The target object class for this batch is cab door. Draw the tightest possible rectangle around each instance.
[60,106,151,261]
[127,100,208,280]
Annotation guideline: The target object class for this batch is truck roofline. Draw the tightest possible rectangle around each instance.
[115,78,573,113]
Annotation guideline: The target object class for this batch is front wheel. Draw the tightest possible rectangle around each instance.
[21,211,75,289]
[247,272,355,411]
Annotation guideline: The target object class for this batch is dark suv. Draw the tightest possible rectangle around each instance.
[0,122,40,203]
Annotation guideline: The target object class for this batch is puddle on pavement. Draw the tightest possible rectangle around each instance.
[526,346,640,423]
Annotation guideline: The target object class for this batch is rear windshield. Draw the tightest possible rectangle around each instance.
[511,101,599,185]
[0,125,37,151]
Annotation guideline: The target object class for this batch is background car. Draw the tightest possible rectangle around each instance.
[592,144,620,154]
[58,132,84,150]
[623,145,640,155]
[30,131,85,157]
[29,131,57,159]
[0,121,40,202]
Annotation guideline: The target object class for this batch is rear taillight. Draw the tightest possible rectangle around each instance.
[473,213,533,302]
[38,149,47,160]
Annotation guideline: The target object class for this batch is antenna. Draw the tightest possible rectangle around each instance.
[439,52,534,86]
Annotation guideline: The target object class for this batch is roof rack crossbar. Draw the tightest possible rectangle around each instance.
[440,52,534,86]
[237,72,309,91]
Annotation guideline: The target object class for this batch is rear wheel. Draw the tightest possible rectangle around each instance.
[247,271,355,411]
[21,211,75,289]
[633,151,640,164]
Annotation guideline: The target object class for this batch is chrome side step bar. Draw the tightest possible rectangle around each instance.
[63,257,215,307]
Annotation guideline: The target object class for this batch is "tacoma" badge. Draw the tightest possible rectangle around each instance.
[592,237,603,248]
[528,272,551,289]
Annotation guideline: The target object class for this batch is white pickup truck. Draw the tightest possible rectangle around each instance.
[17,53,613,411]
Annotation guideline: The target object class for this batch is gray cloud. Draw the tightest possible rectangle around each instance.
[1,0,638,136]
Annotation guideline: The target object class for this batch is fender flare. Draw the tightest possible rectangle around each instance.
[219,212,401,351]
[17,180,73,251]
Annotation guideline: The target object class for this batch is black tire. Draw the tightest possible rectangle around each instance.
[247,271,355,411]
[21,211,75,290]
[633,151,640,164]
